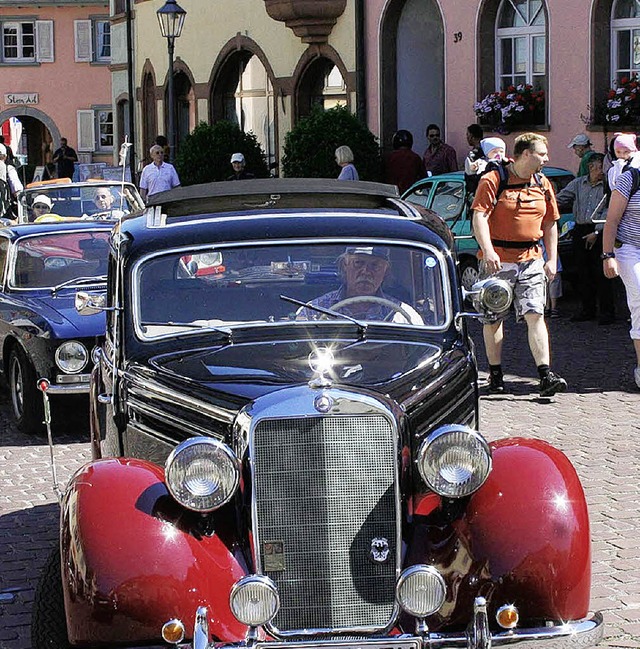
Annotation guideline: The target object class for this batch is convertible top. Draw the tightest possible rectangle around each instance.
[146,178,411,217]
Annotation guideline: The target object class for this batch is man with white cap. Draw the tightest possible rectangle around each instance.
[227,153,255,181]
[567,134,595,177]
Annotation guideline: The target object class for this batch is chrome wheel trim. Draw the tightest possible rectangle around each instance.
[461,263,479,291]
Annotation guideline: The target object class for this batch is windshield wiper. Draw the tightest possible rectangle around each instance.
[280,294,368,339]
[51,275,108,296]
[140,320,233,343]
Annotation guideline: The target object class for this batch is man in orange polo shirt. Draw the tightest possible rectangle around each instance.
[472,132,567,397]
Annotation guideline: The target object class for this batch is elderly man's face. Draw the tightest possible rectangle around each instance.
[343,254,389,297]
[94,190,115,209]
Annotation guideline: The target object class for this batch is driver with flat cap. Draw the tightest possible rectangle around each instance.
[298,246,422,324]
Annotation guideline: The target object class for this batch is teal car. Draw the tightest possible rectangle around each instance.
[402,167,576,289]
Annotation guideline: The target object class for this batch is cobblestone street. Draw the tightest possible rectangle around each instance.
[0,302,639,648]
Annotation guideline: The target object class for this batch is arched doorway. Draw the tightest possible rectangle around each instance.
[0,106,60,180]
[173,70,194,152]
[142,70,157,162]
[380,0,444,155]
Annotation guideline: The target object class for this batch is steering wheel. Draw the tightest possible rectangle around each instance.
[324,296,414,323]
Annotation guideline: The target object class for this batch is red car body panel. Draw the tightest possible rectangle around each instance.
[61,458,248,646]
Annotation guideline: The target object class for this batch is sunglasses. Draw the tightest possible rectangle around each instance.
[33,204,49,209]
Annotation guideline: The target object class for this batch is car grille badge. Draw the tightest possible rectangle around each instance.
[370,537,391,563]
[263,540,285,571]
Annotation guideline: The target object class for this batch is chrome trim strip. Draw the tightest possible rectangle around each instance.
[247,386,403,637]
[125,374,234,424]
[130,237,453,341]
[127,396,225,440]
[212,612,604,649]
[127,419,183,449]
[42,383,90,395]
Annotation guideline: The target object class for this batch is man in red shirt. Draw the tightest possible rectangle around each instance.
[384,130,424,193]
[472,132,567,397]
[422,124,458,176]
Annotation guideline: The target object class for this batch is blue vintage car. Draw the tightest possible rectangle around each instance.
[0,221,112,433]
[402,167,576,289]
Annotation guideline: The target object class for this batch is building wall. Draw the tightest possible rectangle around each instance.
[0,2,112,165]
[365,0,605,173]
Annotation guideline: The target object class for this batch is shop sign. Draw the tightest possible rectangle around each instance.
[4,93,39,105]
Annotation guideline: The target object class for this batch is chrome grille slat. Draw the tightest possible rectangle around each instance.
[253,415,398,633]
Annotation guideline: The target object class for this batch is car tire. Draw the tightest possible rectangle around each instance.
[8,346,44,435]
[460,257,480,291]
[31,546,71,649]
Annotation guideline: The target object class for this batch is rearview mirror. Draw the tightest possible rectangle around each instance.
[75,291,107,315]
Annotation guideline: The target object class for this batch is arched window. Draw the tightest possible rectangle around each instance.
[611,0,640,82]
[496,0,547,91]
[214,52,276,170]
[296,58,347,120]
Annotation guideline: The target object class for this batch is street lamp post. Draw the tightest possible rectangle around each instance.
[156,0,186,162]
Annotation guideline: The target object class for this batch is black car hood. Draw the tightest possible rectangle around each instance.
[148,338,443,402]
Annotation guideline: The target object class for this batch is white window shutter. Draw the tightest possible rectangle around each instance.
[35,21,54,63]
[77,110,95,151]
[74,20,92,62]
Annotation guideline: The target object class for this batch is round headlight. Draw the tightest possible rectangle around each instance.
[474,278,513,315]
[55,341,88,373]
[396,565,446,618]
[230,575,280,627]
[165,437,240,512]
[417,425,492,498]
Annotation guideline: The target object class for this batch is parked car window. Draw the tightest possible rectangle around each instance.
[0,237,9,284]
[10,231,111,289]
[18,183,140,222]
[135,242,449,339]
[430,181,465,220]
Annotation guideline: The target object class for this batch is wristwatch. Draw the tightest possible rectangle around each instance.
[601,251,616,259]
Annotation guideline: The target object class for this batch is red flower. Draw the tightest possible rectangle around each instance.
[621,77,629,85]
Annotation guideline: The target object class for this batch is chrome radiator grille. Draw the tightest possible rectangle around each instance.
[253,415,398,633]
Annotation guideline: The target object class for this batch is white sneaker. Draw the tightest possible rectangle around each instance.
[634,367,640,389]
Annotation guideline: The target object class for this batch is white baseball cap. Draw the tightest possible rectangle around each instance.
[32,194,53,209]
[0,144,6,156]
[567,134,591,148]
[230,152,245,164]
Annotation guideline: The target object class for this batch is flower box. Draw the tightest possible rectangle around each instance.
[474,85,546,134]
[604,76,640,126]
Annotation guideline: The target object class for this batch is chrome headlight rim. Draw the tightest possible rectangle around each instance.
[417,425,492,498]
[472,277,513,315]
[229,574,280,627]
[396,564,446,618]
[54,340,89,374]
[165,437,240,513]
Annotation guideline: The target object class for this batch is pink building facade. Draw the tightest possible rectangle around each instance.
[0,0,112,174]
[364,0,624,174]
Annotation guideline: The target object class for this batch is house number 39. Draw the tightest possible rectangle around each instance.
[453,32,463,42]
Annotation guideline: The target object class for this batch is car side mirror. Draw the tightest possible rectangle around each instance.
[75,291,107,315]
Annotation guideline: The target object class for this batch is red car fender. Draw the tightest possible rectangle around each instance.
[464,437,591,620]
[61,458,248,646]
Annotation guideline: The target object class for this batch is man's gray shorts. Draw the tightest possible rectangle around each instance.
[479,258,547,323]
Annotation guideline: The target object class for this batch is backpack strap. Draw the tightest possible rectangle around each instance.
[628,166,640,198]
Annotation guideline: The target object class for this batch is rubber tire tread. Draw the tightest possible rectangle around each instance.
[31,545,71,649]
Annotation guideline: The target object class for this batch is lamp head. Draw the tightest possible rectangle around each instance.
[157,0,186,39]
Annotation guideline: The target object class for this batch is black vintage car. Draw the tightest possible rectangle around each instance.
[32,179,603,649]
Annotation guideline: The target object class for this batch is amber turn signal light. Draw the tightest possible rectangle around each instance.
[496,604,519,629]
[161,619,185,644]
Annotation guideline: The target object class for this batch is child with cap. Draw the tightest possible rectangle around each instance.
[31,194,54,222]
[464,137,506,194]
[607,133,640,191]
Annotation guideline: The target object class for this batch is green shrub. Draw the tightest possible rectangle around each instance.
[174,121,269,185]
[282,105,381,180]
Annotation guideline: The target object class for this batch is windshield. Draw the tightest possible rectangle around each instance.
[19,183,141,222]
[10,230,111,289]
[135,242,450,339]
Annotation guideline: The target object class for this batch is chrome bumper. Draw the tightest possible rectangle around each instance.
[45,383,90,395]
[196,601,604,649]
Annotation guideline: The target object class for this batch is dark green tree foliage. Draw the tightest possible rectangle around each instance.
[282,105,382,180]
[174,121,269,185]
